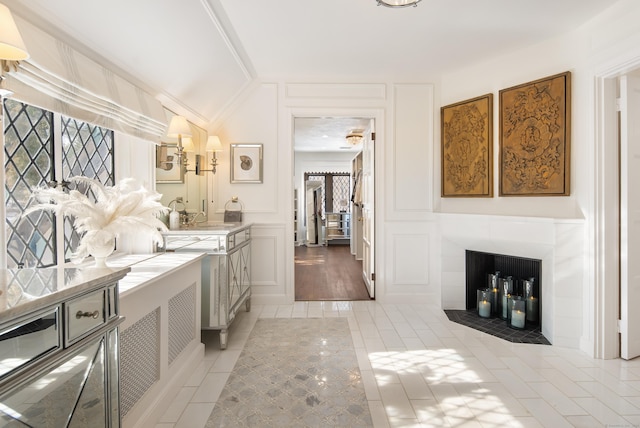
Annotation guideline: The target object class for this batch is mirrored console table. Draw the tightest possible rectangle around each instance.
[0,266,130,427]
[162,222,252,350]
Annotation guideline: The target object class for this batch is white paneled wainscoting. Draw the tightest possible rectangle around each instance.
[439,213,586,349]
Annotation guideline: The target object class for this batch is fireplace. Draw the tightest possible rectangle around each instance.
[465,250,542,329]
[440,213,586,348]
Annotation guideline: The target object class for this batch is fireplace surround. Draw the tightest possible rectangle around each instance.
[439,213,586,349]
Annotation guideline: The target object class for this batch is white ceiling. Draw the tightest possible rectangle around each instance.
[295,117,372,152]
[2,0,616,151]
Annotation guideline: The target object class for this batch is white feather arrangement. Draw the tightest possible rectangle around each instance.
[25,176,168,264]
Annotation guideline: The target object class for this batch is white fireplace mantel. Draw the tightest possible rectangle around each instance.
[438,212,586,349]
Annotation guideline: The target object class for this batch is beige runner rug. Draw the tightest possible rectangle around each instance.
[206,317,372,427]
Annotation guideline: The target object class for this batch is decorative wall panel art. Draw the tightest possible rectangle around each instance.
[441,94,493,197]
[499,71,571,196]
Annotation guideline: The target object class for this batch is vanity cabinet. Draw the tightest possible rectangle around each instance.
[0,267,130,427]
[163,223,251,349]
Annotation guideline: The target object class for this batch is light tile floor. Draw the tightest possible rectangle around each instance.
[155,301,640,427]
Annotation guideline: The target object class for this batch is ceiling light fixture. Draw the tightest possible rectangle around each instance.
[346,130,364,146]
[376,0,421,7]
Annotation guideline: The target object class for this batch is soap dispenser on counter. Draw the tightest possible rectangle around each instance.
[169,207,180,230]
[168,199,184,230]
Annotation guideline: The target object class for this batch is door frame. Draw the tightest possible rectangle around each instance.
[286,107,385,303]
[594,58,640,359]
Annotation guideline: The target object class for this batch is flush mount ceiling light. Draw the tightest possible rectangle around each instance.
[346,130,364,146]
[376,0,422,8]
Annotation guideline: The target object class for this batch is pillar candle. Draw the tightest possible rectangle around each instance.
[511,309,526,328]
[478,300,491,318]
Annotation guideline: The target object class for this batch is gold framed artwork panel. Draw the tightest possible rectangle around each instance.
[499,71,571,196]
[441,93,493,197]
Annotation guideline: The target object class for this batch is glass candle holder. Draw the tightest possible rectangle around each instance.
[477,289,491,318]
[490,286,499,316]
[526,295,539,323]
[510,298,526,329]
[499,278,513,318]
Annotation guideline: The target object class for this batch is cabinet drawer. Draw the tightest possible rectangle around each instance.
[0,307,61,381]
[227,229,250,250]
[65,289,106,346]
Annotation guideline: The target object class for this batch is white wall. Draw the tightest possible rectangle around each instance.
[202,82,437,304]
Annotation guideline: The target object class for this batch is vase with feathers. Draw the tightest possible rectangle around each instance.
[25,176,168,267]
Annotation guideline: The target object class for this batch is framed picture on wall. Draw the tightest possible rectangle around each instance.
[231,143,263,183]
[499,71,571,196]
[155,144,184,183]
[441,93,493,197]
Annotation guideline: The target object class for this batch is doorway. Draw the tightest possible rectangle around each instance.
[597,64,640,360]
[293,116,375,301]
[617,71,640,360]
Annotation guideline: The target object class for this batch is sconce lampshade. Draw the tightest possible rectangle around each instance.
[166,115,192,138]
[0,4,29,60]
[181,137,195,152]
[205,135,222,152]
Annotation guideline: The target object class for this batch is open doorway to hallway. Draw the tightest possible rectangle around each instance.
[293,116,375,301]
[295,245,370,300]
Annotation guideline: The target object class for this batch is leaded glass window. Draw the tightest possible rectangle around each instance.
[332,175,350,212]
[61,117,114,261]
[4,99,55,268]
[305,172,350,217]
[3,99,115,268]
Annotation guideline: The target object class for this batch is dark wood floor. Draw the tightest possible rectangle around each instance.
[294,244,371,301]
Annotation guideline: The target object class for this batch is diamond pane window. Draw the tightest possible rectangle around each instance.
[332,175,350,212]
[4,100,116,268]
[305,172,350,217]
[61,117,114,261]
[4,99,55,268]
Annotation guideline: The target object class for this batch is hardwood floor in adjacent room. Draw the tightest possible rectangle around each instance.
[295,245,371,301]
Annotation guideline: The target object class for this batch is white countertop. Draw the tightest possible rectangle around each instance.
[162,222,251,236]
[0,248,213,325]
[98,252,206,297]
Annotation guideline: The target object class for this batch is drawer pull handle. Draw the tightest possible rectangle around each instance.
[76,310,100,319]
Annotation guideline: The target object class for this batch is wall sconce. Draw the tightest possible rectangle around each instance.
[0,3,28,95]
[192,135,223,175]
[206,136,222,174]
[166,115,192,166]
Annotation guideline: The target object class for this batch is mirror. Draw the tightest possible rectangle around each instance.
[156,111,209,219]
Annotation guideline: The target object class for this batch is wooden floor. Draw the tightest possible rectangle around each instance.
[294,244,371,301]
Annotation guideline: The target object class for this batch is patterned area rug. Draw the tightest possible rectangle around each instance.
[206,318,372,427]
